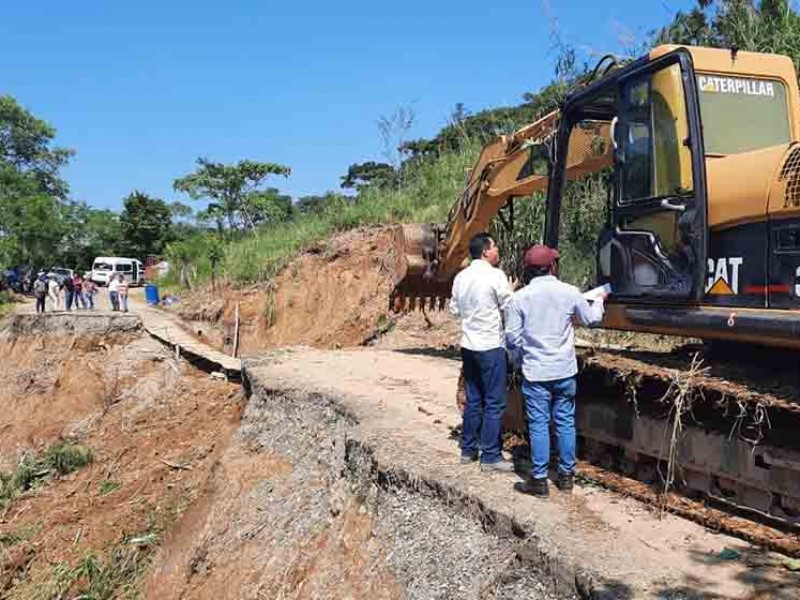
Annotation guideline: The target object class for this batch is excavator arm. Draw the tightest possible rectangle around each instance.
[390,110,612,311]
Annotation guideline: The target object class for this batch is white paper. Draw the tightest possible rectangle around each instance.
[582,283,612,301]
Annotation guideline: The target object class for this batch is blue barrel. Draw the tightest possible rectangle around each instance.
[144,284,160,305]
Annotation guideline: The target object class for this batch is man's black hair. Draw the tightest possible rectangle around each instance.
[522,265,551,284]
[468,233,494,260]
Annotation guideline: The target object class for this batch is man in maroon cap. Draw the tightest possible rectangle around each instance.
[505,244,606,497]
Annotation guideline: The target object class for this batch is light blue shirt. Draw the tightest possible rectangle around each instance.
[505,275,604,382]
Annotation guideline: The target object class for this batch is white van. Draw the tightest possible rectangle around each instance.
[91,257,144,286]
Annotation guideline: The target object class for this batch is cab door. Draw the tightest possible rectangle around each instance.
[598,52,708,302]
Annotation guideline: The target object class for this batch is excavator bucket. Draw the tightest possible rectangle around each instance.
[389,223,454,312]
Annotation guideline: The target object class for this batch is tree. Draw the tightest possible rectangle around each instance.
[0,95,73,199]
[295,192,350,215]
[0,95,73,267]
[168,201,194,220]
[340,161,398,191]
[242,187,293,225]
[173,158,291,232]
[59,202,122,269]
[119,191,172,258]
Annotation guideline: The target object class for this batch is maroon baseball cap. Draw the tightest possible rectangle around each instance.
[523,244,560,268]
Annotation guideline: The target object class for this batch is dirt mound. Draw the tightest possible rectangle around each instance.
[174,227,459,355]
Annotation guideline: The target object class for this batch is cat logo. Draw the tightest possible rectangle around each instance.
[706,257,743,295]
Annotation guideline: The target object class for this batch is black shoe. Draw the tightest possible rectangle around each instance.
[557,472,574,493]
[514,478,549,498]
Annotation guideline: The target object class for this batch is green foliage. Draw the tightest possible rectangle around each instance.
[0,290,14,318]
[242,187,293,226]
[222,140,479,283]
[44,441,94,476]
[0,523,41,547]
[43,534,158,600]
[173,158,291,232]
[0,95,75,268]
[99,480,121,496]
[295,191,350,216]
[658,0,800,75]
[0,440,93,507]
[340,161,398,191]
[0,95,73,199]
[119,191,173,259]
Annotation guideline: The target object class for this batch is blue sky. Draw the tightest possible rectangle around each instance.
[1,0,693,210]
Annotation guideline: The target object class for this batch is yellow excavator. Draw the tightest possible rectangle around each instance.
[391,44,800,531]
[392,44,800,349]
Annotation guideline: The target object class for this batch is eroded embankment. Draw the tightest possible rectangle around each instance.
[0,314,241,597]
[145,371,569,600]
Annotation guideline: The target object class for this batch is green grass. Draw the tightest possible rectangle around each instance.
[0,523,41,547]
[0,440,93,508]
[99,479,121,496]
[41,533,159,600]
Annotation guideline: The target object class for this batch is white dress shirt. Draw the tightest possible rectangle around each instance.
[449,259,513,352]
[505,275,604,381]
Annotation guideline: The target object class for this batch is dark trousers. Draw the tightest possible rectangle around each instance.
[461,347,507,464]
[35,294,46,314]
[65,289,74,310]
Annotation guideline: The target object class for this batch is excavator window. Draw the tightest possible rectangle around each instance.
[697,74,790,155]
[619,63,694,205]
[550,50,706,302]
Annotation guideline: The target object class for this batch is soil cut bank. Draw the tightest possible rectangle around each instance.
[173,227,458,356]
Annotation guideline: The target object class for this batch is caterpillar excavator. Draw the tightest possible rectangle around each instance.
[391,45,800,535]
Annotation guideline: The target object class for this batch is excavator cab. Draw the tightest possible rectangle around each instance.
[546,49,708,303]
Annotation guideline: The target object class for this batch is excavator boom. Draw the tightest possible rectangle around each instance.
[390,110,612,311]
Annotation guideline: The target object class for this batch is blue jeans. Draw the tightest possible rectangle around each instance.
[522,376,577,479]
[461,347,507,464]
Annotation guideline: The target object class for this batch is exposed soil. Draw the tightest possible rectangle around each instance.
[0,315,241,597]
[144,381,563,599]
[173,227,460,355]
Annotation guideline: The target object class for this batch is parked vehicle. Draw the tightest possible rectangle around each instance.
[90,257,144,286]
[47,267,74,286]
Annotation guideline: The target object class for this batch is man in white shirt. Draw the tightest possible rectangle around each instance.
[505,245,605,497]
[108,275,121,311]
[449,233,514,471]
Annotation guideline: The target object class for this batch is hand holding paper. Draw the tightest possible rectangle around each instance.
[583,283,612,302]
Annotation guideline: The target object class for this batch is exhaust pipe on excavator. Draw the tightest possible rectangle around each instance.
[389,224,455,312]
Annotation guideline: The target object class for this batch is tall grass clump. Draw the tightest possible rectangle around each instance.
[0,440,93,507]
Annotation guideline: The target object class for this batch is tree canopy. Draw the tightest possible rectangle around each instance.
[119,191,173,259]
[173,158,291,232]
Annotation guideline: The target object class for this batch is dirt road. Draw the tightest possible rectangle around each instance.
[242,348,800,599]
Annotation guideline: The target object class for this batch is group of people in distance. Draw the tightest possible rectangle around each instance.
[449,233,606,498]
[32,272,130,314]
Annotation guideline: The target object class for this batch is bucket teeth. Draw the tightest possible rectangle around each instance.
[389,291,450,313]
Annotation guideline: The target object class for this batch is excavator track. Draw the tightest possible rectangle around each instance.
[492,343,800,555]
